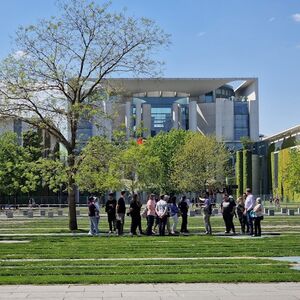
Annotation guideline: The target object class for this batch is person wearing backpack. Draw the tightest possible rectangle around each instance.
[201,192,212,235]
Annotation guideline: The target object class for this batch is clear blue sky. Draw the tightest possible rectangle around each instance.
[0,0,299,136]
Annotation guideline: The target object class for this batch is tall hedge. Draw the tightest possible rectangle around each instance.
[235,150,243,198]
[243,150,252,193]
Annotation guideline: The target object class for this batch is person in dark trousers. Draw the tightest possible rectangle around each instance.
[179,195,189,233]
[253,197,264,237]
[244,188,256,235]
[236,196,248,234]
[129,193,142,236]
[155,195,168,236]
[116,191,126,235]
[88,197,98,236]
[105,193,117,234]
[146,194,156,235]
[221,194,236,234]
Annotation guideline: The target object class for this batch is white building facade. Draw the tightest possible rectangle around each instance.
[83,78,260,148]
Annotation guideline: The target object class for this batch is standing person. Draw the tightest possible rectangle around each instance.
[155,195,168,236]
[94,196,100,235]
[201,192,212,235]
[253,197,264,236]
[169,196,179,235]
[129,193,142,236]
[105,192,117,234]
[221,194,236,234]
[88,197,98,236]
[146,194,156,235]
[116,191,126,236]
[153,196,161,233]
[179,195,189,233]
[244,188,256,236]
[236,196,247,234]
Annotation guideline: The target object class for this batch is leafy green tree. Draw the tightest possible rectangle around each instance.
[23,130,43,161]
[110,142,162,194]
[171,133,230,193]
[75,136,120,193]
[0,0,170,230]
[145,129,191,193]
[0,132,39,196]
[285,147,300,194]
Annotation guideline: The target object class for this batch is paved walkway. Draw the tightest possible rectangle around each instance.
[0,283,299,300]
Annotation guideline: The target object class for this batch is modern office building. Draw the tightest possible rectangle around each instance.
[79,77,259,149]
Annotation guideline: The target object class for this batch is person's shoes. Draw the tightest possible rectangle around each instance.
[224,231,229,234]
[129,232,133,237]
[88,232,93,236]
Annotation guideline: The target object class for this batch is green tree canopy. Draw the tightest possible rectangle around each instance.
[0,132,39,195]
[171,133,231,193]
[145,129,191,193]
[75,136,120,194]
[0,0,170,230]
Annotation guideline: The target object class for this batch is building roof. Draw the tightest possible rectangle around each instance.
[262,124,300,143]
[103,77,257,97]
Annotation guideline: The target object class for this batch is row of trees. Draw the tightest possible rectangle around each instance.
[0,129,231,200]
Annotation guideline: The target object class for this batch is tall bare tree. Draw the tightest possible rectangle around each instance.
[0,0,170,230]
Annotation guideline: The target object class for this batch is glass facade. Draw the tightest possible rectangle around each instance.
[132,97,189,137]
[234,101,249,141]
[77,118,93,149]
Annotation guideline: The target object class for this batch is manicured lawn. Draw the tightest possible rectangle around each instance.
[0,214,299,284]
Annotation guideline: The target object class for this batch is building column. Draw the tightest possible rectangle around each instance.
[125,100,131,138]
[172,103,180,129]
[136,101,142,129]
[189,100,197,131]
[142,103,151,137]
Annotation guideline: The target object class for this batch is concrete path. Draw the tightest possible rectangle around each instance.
[0,283,299,300]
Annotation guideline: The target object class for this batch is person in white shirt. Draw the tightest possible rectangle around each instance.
[244,188,255,235]
[253,197,264,237]
[155,195,168,236]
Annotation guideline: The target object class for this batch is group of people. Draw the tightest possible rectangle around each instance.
[87,188,264,237]
[220,188,264,237]
[144,194,190,236]
[87,192,192,236]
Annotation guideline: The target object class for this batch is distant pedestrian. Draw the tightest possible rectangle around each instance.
[221,194,236,234]
[169,196,179,234]
[88,197,98,236]
[201,192,212,235]
[244,188,255,235]
[253,197,264,237]
[105,193,117,234]
[179,195,189,233]
[129,193,142,236]
[116,191,126,236]
[155,195,168,236]
[146,194,156,235]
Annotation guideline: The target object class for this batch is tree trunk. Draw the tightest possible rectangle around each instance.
[68,181,78,231]
[67,154,78,231]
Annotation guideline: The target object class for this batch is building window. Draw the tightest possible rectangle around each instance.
[234,102,249,141]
